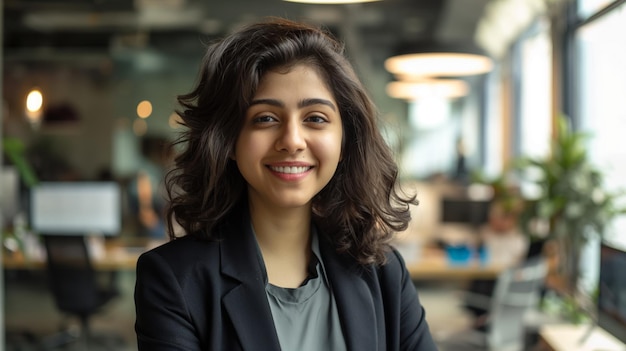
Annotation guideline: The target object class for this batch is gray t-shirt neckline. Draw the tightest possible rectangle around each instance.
[252,224,347,351]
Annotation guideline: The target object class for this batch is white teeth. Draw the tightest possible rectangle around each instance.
[270,166,310,174]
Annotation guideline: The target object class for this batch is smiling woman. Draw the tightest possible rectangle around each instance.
[134,18,438,351]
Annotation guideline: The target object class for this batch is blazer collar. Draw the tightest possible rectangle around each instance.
[320,237,379,351]
[219,209,281,351]
[218,206,378,351]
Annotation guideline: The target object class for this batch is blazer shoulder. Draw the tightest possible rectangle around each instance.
[375,247,410,283]
[150,233,217,252]
[138,235,220,272]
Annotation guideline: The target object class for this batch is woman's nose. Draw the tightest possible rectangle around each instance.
[276,122,306,154]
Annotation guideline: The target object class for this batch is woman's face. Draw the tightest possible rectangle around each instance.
[234,64,343,211]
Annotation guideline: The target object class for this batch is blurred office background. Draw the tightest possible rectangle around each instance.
[2,0,626,350]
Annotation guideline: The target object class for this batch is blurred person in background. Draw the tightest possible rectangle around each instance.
[128,135,173,239]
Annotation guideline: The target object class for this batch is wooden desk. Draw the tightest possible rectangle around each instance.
[4,239,504,279]
[2,238,156,271]
[538,324,625,351]
[405,247,507,280]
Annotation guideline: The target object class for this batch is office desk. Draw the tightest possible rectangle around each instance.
[404,246,507,280]
[2,238,156,271]
[537,324,625,351]
[4,239,504,279]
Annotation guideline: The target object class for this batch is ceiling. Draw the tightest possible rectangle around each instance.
[3,0,493,74]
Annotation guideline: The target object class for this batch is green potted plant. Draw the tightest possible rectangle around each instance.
[514,115,626,301]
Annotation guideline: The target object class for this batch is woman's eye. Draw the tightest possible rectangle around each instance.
[305,115,327,124]
[253,115,277,123]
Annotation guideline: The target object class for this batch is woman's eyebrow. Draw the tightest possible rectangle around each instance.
[298,98,337,111]
[248,98,337,112]
[249,98,283,108]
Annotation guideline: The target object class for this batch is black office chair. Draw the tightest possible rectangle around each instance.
[41,234,121,350]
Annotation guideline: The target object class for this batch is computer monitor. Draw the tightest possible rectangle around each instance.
[30,181,121,236]
[440,198,491,227]
[598,242,626,343]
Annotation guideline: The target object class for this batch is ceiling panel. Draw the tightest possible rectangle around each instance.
[3,0,490,73]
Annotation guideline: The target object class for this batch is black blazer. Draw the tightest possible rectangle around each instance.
[134,218,438,351]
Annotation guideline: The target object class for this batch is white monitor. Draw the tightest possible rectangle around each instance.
[30,181,121,236]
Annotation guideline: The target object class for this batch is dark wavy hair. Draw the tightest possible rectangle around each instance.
[166,17,417,265]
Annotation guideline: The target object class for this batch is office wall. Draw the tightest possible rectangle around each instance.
[4,64,116,180]
[2,56,197,181]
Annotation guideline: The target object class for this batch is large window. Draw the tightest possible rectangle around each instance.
[506,18,553,198]
[576,1,626,246]
[574,1,626,297]
[518,18,552,161]
[578,0,615,19]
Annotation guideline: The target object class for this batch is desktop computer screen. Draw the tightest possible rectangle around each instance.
[598,242,626,343]
[440,198,491,227]
[30,181,121,236]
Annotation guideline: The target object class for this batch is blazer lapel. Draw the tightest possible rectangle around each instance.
[220,216,281,351]
[321,239,379,351]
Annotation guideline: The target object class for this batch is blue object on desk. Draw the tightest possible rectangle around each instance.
[446,244,472,265]
[478,245,489,265]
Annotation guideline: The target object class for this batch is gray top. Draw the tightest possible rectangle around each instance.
[259,227,347,351]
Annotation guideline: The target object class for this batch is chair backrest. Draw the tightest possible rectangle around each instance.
[487,257,548,350]
[43,235,100,316]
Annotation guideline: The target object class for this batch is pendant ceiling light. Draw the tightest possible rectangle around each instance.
[385,41,493,78]
[283,0,381,3]
[386,78,469,101]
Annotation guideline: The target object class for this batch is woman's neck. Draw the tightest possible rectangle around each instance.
[248,201,312,288]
